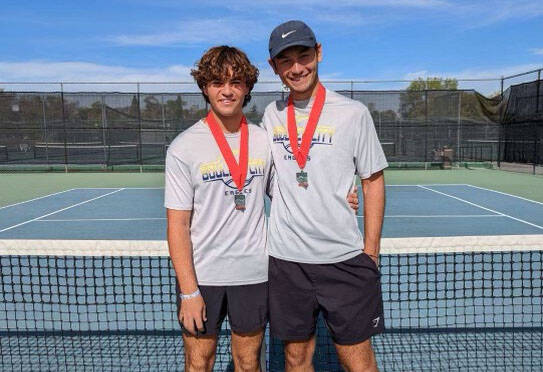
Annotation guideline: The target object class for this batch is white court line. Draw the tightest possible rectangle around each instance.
[0,189,125,233]
[37,218,166,222]
[357,214,502,218]
[74,187,164,190]
[121,187,164,189]
[466,184,543,206]
[0,189,75,210]
[386,184,468,187]
[418,185,543,230]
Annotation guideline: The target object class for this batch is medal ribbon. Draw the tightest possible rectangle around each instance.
[206,111,248,192]
[287,83,326,170]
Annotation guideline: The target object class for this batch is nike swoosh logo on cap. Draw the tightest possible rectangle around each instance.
[281,30,296,38]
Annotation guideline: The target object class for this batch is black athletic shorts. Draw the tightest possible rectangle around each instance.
[269,253,384,345]
[176,282,268,336]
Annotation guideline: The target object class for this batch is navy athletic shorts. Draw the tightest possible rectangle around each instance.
[177,282,268,336]
[269,253,384,345]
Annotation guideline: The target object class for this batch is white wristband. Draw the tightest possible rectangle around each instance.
[179,289,201,300]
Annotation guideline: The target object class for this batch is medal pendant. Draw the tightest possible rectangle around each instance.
[296,171,308,189]
[234,194,246,211]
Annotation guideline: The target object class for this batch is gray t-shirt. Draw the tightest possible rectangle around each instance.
[164,120,272,285]
[261,89,388,264]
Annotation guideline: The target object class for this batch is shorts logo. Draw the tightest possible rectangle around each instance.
[372,317,380,328]
[199,153,265,189]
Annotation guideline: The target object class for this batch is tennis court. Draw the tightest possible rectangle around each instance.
[1,183,541,371]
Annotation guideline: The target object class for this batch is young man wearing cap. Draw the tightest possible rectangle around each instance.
[165,46,271,371]
[262,20,388,371]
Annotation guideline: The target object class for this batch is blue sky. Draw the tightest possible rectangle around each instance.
[1,0,542,93]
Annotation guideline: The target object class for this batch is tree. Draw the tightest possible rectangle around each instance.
[141,95,162,121]
[401,77,459,120]
[407,77,458,91]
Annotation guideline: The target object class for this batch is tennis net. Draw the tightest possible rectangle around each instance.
[1,238,542,371]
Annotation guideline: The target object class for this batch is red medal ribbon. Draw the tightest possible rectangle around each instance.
[206,111,248,192]
[287,83,326,170]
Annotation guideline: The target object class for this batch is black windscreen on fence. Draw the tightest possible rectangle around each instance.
[500,80,543,166]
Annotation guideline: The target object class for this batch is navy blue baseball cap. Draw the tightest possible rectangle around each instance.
[269,20,317,59]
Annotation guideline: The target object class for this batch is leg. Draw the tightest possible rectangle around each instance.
[335,338,378,372]
[182,333,218,372]
[268,257,320,371]
[226,283,268,372]
[231,328,265,372]
[313,254,384,371]
[284,335,316,372]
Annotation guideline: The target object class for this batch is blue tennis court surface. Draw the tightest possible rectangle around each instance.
[1,184,542,371]
[1,184,542,240]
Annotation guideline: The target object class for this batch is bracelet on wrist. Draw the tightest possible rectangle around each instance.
[179,288,201,300]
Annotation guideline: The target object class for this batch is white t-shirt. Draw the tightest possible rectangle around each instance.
[164,120,272,285]
[261,88,388,264]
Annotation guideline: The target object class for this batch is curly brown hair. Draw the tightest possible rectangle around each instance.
[191,46,259,107]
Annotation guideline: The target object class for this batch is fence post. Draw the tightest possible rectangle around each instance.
[161,94,166,129]
[137,83,143,167]
[41,94,49,163]
[60,83,68,167]
[500,76,504,97]
[179,91,185,132]
[537,69,541,114]
[424,90,428,163]
[101,95,108,165]
[161,94,167,159]
[536,70,541,174]
[457,91,461,161]
[350,81,353,99]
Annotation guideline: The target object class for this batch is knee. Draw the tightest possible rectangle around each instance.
[338,349,378,372]
[233,353,260,372]
[284,346,313,369]
[185,353,215,372]
[340,362,378,372]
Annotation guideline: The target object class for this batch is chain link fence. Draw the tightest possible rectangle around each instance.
[1,72,541,172]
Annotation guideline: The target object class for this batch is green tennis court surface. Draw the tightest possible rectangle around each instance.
[1,170,542,371]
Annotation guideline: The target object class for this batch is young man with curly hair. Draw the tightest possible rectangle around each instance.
[165,46,271,371]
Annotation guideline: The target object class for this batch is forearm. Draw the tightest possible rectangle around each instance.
[362,171,385,256]
[167,210,199,294]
